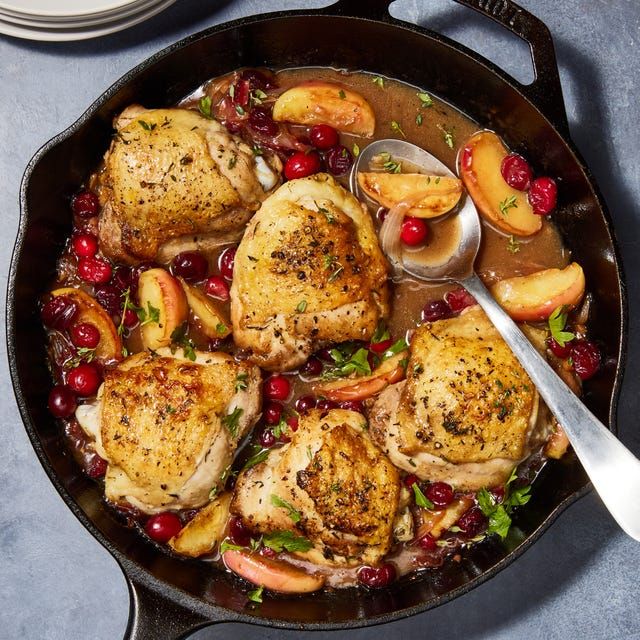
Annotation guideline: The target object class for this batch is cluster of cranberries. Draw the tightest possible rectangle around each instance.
[283,123,354,181]
[500,153,557,216]
[547,336,601,380]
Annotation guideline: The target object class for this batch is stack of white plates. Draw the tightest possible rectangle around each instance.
[0,0,177,41]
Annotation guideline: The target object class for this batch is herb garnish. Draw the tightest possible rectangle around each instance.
[315,201,335,224]
[438,124,455,148]
[247,585,264,603]
[138,120,156,131]
[379,152,402,174]
[415,113,423,126]
[417,92,433,108]
[506,235,521,253]
[390,120,406,138]
[250,89,268,106]
[384,338,409,359]
[413,483,435,509]
[371,320,390,345]
[252,145,264,156]
[235,373,248,392]
[296,300,308,313]
[222,407,243,438]
[352,143,360,157]
[270,495,301,523]
[338,89,346,99]
[242,446,270,471]
[198,96,213,119]
[219,539,245,554]
[548,305,575,347]
[235,104,246,116]
[65,346,97,369]
[170,323,196,361]
[228,154,237,169]
[499,195,518,216]
[372,76,385,88]
[322,344,372,380]
[262,530,312,553]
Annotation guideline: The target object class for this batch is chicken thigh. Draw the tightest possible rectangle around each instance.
[97,105,279,264]
[230,173,390,371]
[231,408,400,566]
[370,306,549,490]
[75,348,261,513]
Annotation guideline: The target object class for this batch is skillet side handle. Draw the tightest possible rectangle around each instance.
[326,0,570,136]
[124,573,212,640]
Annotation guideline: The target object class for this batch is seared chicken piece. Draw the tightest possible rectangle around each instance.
[75,348,261,513]
[231,408,400,566]
[97,105,279,264]
[230,173,390,371]
[370,306,549,490]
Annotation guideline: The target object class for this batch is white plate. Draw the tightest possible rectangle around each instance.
[0,0,175,40]
[0,0,150,22]
[0,0,162,28]
[0,0,141,18]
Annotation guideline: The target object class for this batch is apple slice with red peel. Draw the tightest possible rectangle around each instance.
[138,268,188,351]
[459,130,542,236]
[51,287,122,364]
[491,262,585,321]
[272,81,375,137]
[357,172,463,218]
[414,496,474,541]
[223,549,325,594]
[316,351,407,402]
[178,278,231,340]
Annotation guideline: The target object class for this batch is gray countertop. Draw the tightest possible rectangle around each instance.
[1,1,639,638]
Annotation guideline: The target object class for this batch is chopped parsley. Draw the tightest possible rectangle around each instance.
[412,483,434,509]
[198,96,213,119]
[234,373,248,392]
[262,530,313,553]
[270,494,301,523]
[219,539,245,554]
[415,113,423,126]
[499,195,518,216]
[247,585,264,603]
[548,305,575,347]
[372,76,385,88]
[371,320,391,345]
[235,104,246,116]
[315,201,335,224]
[352,143,360,157]
[322,344,372,380]
[228,154,237,169]
[390,120,406,138]
[242,446,270,471]
[216,322,228,334]
[417,92,433,108]
[222,407,243,438]
[384,337,409,359]
[250,88,268,106]
[170,322,196,361]
[296,300,308,313]
[338,89,346,99]
[252,145,264,156]
[138,119,156,131]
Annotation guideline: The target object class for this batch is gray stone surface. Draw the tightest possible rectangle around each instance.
[1,0,639,638]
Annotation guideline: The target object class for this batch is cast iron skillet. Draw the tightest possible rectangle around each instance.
[7,0,627,638]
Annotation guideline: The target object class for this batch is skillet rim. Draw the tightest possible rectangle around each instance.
[7,6,628,631]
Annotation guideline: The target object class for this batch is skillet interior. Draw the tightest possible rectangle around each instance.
[8,5,626,632]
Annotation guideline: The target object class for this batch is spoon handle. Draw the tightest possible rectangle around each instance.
[462,272,640,541]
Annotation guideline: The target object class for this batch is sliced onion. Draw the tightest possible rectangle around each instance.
[379,200,411,273]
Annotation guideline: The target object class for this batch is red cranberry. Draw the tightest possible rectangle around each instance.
[41,296,78,330]
[325,145,353,176]
[48,385,77,418]
[94,284,121,316]
[547,337,573,359]
[145,512,183,544]
[78,256,112,284]
[240,68,276,90]
[316,398,337,413]
[416,533,437,550]
[71,233,98,258]
[286,416,299,431]
[401,216,429,246]
[445,288,476,313]
[403,474,419,489]
[264,401,283,426]
[300,356,323,378]
[260,546,277,558]
[204,275,230,301]
[259,427,277,448]
[248,106,278,136]
[67,363,101,397]
[172,251,208,282]
[264,374,291,401]
[528,176,557,215]
[122,308,139,328]
[500,154,532,191]
[421,300,453,322]
[490,486,505,504]
[219,246,237,281]
[316,347,334,362]
[369,338,393,354]
[232,79,250,107]
[69,322,100,349]
[111,266,133,292]
[295,395,317,413]
[72,190,100,219]
[456,506,488,537]
[284,151,321,180]
[338,399,364,413]
[357,563,397,588]
[310,124,339,150]
[228,516,252,547]
[425,482,454,507]
[570,339,601,380]
[86,453,108,479]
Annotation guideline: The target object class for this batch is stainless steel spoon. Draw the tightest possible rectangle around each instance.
[351,138,640,541]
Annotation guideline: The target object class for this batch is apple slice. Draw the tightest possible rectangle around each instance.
[178,278,231,340]
[272,81,375,137]
[138,268,188,350]
[414,496,474,541]
[315,351,407,401]
[357,172,462,218]
[223,549,325,594]
[51,287,122,364]
[491,262,585,321]
[169,493,231,558]
[459,130,542,236]
[545,422,570,459]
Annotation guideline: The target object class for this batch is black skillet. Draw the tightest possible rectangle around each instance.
[7,0,627,638]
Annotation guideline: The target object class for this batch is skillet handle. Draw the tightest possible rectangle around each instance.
[326,0,570,135]
[123,572,212,640]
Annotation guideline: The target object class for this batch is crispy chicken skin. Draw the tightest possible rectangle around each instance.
[230,173,390,371]
[370,306,547,490]
[97,105,279,264]
[230,408,400,566]
[75,348,261,513]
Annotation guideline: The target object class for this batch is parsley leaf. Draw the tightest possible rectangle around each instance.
[270,494,301,523]
[296,300,307,313]
[372,76,385,88]
[352,143,360,157]
[412,483,434,509]
[235,104,245,116]
[548,305,576,347]
[247,585,264,603]
[222,407,243,438]
[170,322,196,361]
[137,301,160,326]
[371,320,391,345]
[322,345,372,380]
[138,120,156,131]
[198,96,212,119]
[384,338,409,359]
[415,113,423,126]
[262,530,313,553]
[242,446,270,471]
[417,92,433,108]
[219,539,245,554]
[234,373,248,392]
[338,89,346,99]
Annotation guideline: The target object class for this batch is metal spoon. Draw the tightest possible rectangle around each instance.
[351,139,640,541]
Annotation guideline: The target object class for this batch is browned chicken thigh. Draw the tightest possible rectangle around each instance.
[97,105,279,264]
[230,408,400,566]
[230,173,390,371]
